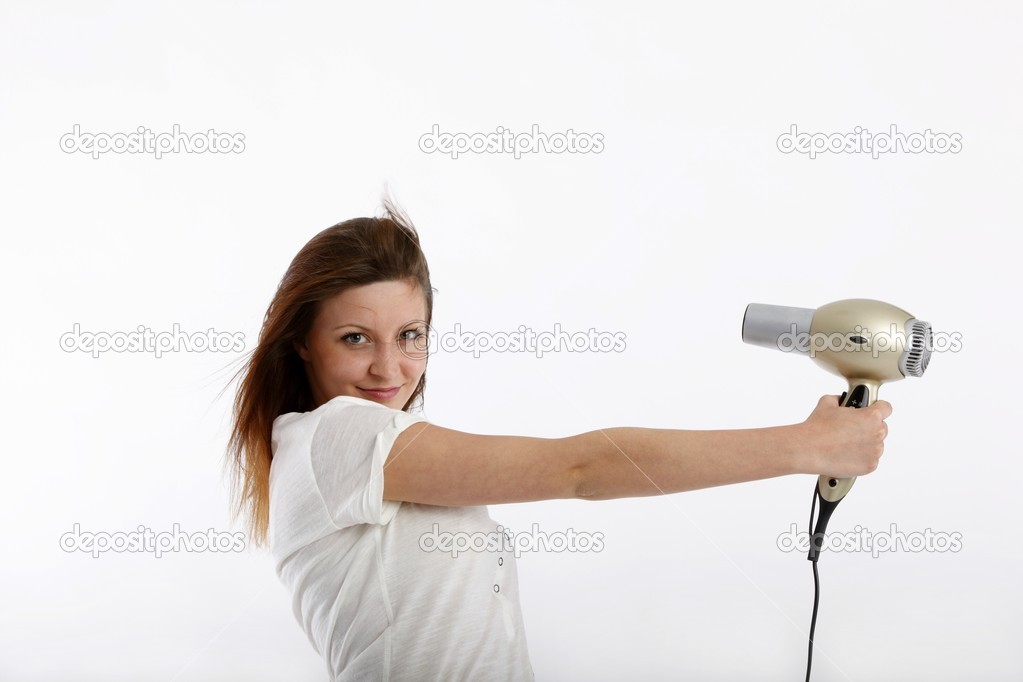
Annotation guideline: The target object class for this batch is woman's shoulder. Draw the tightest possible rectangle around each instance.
[273,395,423,431]
[273,395,359,425]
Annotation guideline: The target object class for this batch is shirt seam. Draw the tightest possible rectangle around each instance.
[307,409,344,532]
[375,522,394,682]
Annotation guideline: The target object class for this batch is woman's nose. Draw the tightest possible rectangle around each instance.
[370,340,403,375]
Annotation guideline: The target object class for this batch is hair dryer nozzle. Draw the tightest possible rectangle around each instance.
[742,303,815,355]
[900,318,933,377]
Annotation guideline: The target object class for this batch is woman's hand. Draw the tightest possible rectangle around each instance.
[792,394,893,478]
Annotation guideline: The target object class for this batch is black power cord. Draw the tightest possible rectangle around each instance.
[806,484,821,682]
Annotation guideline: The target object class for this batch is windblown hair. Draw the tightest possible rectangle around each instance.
[225,198,433,548]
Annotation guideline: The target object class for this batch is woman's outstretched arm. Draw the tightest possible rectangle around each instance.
[382,395,891,506]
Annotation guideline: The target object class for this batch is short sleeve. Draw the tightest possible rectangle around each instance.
[310,398,427,530]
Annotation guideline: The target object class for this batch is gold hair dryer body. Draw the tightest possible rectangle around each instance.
[742,298,932,561]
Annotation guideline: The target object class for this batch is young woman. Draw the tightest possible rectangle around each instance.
[226,200,892,681]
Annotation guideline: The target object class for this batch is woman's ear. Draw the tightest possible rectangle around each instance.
[293,337,311,362]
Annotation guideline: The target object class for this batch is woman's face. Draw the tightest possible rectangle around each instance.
[295,279,429,410]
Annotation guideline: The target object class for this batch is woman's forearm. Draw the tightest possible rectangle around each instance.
[565,425,810,500]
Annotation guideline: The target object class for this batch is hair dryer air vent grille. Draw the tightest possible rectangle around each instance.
[900,319,932,377]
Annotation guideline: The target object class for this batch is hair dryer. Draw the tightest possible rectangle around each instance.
[741,298,933,561]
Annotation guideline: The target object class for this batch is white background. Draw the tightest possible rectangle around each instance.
[2,1,1020,680]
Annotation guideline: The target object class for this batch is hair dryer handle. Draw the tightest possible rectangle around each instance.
[816,384,869,502]
[808,383,871,562]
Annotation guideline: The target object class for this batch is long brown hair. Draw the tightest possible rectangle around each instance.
[225,197,434,548]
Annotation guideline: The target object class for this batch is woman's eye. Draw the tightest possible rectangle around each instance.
[341,333,366,345]
[340,329,425,347]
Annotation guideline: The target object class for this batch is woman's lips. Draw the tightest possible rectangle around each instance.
[359,386,400,400]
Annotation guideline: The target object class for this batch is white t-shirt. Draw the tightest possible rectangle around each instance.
[269,395,535,681]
